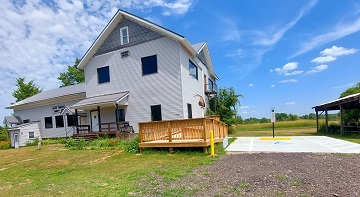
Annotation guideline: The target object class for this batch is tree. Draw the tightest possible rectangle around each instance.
[207,87,243,126]
[339,82,360,125]
[57,58,85,87]
[12,78,42,102]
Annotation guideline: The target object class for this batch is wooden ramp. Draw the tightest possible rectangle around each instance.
[138,116,228,153]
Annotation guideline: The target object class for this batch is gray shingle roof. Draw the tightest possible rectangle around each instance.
[191,42,205,53]
[7,83,86,109]
[71,91,129,109]
[3,116,22,124]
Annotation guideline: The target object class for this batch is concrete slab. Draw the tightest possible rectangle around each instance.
[226,136,360,153]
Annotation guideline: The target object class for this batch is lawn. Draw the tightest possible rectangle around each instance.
[0,144,223,197]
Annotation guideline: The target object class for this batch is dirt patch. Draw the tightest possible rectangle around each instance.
[139,153,360,196]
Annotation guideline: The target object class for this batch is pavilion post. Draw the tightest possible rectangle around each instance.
[325,109,328,134]
[316,110,319,133]
[75,109,79,134]
[340,104,344,136]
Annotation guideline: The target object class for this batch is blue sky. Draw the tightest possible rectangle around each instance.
[0,0,359,122]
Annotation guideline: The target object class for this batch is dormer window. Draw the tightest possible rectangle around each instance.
[120,26,129,45]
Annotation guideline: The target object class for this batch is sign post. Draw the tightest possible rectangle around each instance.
[271,107,276,138]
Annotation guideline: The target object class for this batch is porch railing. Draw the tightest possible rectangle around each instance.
[77,125,90,134]
[100,122,134,133]
[138,116,228,143]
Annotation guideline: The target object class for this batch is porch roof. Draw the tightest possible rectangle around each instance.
[71,91,129,110]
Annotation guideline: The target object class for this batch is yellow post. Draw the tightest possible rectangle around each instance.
[210,130,215,156]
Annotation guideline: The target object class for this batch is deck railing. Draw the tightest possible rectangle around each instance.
[138,116,228,143]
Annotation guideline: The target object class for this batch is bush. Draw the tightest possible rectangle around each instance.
[0,127,8,141]
[119,136,140,153]
[0,141,10,149]
[26,138,40,146]
[318,123,340,134]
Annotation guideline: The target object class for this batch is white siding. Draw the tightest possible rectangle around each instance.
[179,46,212,119]
[13,100,82,138]
[84,37,183,131]
[10,122,40,147]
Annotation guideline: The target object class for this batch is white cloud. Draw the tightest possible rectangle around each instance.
[249,83,254,87]
[286,102,295,105]
[0,0,195,122]
[239,106,249,109]
[279,79,298,83]
[240,111,249,114]
[293,16,360,57]
[306,64,328,74]
[311,46,357,64]
[311,56,336,64]
[225,49,244,59]
[255,0,317,46]
[273,62,303,76]
[321,46,357,57]
[271,85,275,88]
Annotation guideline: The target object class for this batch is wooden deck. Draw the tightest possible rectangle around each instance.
[138,116,228,153]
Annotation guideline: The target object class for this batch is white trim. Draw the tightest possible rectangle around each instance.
[120,26,129,45]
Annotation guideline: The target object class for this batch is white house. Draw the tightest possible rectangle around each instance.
[5,9,218,143]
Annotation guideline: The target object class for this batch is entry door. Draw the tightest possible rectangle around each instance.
[13,133,19,148]
[90,111,99,132]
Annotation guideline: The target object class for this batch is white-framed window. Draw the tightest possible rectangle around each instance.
[28,132,35,139]
[120,26,129,45]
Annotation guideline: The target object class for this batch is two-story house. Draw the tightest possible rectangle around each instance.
[5,9,218,147]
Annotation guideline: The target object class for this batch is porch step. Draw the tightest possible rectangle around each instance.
[72,134,97,141]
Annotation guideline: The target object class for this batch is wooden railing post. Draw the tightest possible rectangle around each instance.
[168,121,172,143]
[203,119,207,141]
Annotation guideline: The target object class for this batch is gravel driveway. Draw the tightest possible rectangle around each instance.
[142,153,360,196]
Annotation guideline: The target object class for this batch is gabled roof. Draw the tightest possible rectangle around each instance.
[3,116,22,124]
[191,42,206,53]
[78,9,198,69]
[71,91,129,110]
[313,92,360,111]
[7,83,86,109]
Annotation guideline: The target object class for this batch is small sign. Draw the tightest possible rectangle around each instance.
[271,107,276,123]
[121,50,130,58]
[223,136,229,149]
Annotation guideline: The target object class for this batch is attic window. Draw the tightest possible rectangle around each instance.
[120,26,129,45]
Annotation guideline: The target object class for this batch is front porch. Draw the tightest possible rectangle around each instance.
[138,116,228,153]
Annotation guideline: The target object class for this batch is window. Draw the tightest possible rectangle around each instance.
[97,66,110,84]
[187,103,192,119]
[45,117,53,129]
[151,105,162,121]
[142,55,158,75]
[189,61,198,80]
[67,115,76,127]
[55,116,64,128]
[115,109,125,122]
[23,119,30,123]
[28,132,35,139]
[208,78,214,91]
[120,26,129,45]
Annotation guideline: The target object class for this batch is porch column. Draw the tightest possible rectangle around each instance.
[325,109,328,134]
[75,109,79,133]
[340,104,344,136]
[97,106,101,132]
[316,110,319,133]
[116,104,120,131]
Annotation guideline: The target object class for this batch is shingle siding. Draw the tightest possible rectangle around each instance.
[95,18,164,56]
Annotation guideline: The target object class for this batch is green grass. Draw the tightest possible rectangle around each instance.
[0,144,225,197]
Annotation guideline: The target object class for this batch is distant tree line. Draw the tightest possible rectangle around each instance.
[238,113,340,124]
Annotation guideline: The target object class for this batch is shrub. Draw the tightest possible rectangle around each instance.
[26,138,40,146]
[119,136,139,153]
[0,141,10,149]
[318,123,340,134]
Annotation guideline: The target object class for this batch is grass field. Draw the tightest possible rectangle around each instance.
[0,142,229,197]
